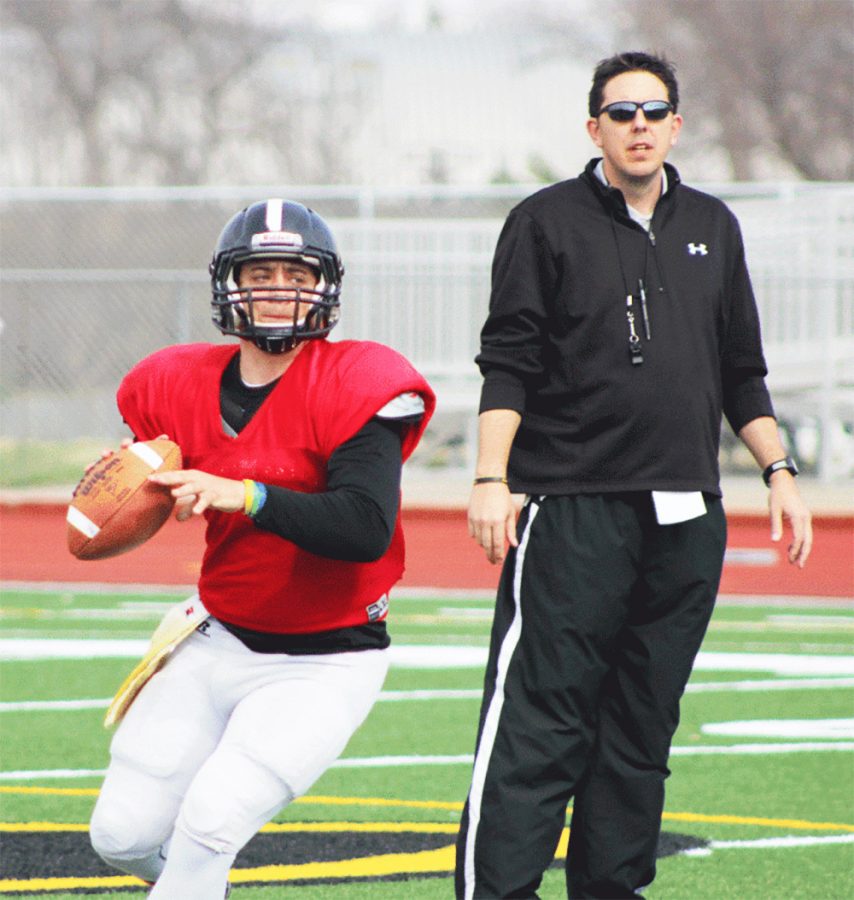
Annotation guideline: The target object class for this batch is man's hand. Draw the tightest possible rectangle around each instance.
[737,418,813,569]
[468,482,518,565]
[768,471,812,568]
[149,470,245,520]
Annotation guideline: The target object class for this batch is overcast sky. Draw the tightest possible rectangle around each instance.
[296,0,595,32]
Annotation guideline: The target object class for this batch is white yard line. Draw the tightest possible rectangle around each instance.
[683,834,854,856]
[0,689,484,712]
[0,768,108,780]
[692,652,854,676]
[669,742,854,755]
[3,641,854,674]
[686,676,854,692]
[0,581,193,595]
[702,719,854,739]
[4,678,854,714]
[0,698,110,712]
[0,639,150,659]
[2,742,854,781]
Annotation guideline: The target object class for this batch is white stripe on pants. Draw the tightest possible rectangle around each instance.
[463,499,540,900]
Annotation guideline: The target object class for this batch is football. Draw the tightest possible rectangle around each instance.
[67,439,183,560]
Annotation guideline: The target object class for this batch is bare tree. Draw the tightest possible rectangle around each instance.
[0,0,362,185]
[616,0,853,180]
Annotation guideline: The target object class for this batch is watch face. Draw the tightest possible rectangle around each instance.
[764,457,798,485]
[779,457,799,476]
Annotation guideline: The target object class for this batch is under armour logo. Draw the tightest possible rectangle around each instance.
[687,242,708,256]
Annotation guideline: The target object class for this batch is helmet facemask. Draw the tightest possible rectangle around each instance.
[210,200,344,354]
[214,252,340,354]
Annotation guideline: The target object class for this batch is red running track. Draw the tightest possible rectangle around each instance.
[0,504,852,597]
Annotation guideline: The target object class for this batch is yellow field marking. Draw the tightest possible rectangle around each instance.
[0,875,146,892]
[0,787,463,807]
[2,790,852,835]
[663,811,854,833]
[0,828,563,892]
[262,821,459,834]
[0,786,98,797]
[0,821,458,835]
[295,794,464,811]
[2,812,852,893]
[228,845,459,885]
[0,830,464,893]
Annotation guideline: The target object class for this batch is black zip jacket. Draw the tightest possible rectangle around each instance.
[477,158,774,496]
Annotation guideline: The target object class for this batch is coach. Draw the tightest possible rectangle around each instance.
[456,51,812,899]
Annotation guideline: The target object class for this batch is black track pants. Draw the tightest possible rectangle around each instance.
[455,493,726,900]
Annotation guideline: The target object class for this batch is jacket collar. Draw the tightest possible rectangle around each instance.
[581,157,681,222]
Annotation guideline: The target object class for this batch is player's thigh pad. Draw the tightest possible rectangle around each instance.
[177,647,388,853]
[109,629,227,782]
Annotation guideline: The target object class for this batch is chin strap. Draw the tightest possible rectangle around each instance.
[251,333,298,354]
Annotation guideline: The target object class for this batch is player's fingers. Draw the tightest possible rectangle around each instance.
[149,469,200,487]
[149,472,177,486]
[174,496,196,522]
[85,437,141,474]
[165,482,201,501]
[85,446,117,474]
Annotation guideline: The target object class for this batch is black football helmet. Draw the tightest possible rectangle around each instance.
[210,199,344,353]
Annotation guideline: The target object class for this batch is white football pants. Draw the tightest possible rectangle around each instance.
[90,616,389,888]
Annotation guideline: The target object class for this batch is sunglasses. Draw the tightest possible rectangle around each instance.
[599,100,674,122]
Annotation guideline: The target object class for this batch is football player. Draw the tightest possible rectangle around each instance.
[89,200,435,898]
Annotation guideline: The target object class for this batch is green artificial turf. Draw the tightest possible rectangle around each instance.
[1,588,851,898]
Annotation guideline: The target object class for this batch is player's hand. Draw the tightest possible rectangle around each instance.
[149,470,245,519]
[83,437,134,475]
[84,434,170,475]
[768,472,812,568]
[468,482,518,565]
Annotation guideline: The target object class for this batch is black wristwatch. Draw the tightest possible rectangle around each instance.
[762,456,799,487]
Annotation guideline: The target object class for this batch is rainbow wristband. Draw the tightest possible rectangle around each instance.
[243,479,268,518]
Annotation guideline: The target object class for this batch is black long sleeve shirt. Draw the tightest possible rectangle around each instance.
[477,158,774,496]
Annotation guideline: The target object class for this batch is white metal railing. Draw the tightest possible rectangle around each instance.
[1,185,852,479]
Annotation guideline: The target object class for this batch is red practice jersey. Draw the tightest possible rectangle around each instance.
[118,340,435,633]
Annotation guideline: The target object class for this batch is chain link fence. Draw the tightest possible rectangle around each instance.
[1,184,852,480]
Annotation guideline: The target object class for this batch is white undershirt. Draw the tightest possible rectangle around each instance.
[594,161,706,525]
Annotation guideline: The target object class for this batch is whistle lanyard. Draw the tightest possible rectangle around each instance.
[625,275,652,365]
[610,216,654,367]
